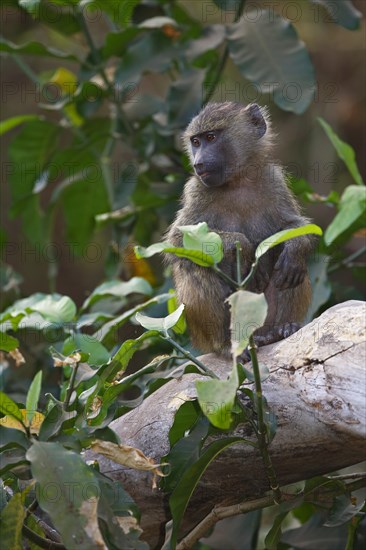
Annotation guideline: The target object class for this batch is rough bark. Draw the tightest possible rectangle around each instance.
[87,300,366,547]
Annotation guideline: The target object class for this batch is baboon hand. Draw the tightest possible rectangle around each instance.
[273,249,306,290]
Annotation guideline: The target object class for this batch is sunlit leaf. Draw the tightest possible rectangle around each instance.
[25,370,42,424]
[319,118,364,185]
[255,225,323,260]
[324,185,366,245]
[135,304,185,333]
[228,291,268,357]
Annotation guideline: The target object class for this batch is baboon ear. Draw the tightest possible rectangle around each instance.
[245,103,267,138]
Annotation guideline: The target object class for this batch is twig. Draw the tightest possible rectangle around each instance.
[63,362,79,409]
[249,335,282,504]
[164,336,219,379]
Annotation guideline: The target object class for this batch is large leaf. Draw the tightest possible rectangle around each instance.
[167,437,247,549]
[318,118,364,186]
[265,511,289,550]
[0,332,19,352]
[185,25,226,61]
[324,185,366,245]
[227,291,268,357]
[63,334,110,366]
[81,277,152,310]
[309,0,362,30]
[25,370,42,425]
[0,115,39,136]
[227,9,316,114]
[26,441,105,549]
[180,222,223,264]
[255,225,323,260]
[135,242,217,267]
[0,493,26,550]
[0,391,24,423]
[196,365,240,429]
[135,304,185,334]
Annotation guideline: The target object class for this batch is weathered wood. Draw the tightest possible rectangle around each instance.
[88,300,366,547]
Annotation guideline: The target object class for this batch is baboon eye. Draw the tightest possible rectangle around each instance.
[191,137,200,147]
[206,132,216,142]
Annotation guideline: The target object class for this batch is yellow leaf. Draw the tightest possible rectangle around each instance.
[0,409,44,434]
[49,67,78,95]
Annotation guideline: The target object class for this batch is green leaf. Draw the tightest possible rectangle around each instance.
[135,241,216,267]
[265,511,289,550]
[318,118,364,185]
[227,291,268,357]
[306,256,332,321]
[180,222,223,263]
[63,334,110,367]
[168,437,247,548]
[255,225,323,260]
[102,28,141,59]
[167,291,187,335]
[227,9,316,114]
[309,0,362,30]
[0,332,19,352]
[0,392,23,423]
[81,277,152,310]
[168,400,202,448]
[0,493,26,550]
[0,115,39,136]
[324,185,366,245]
[25,371,42,425]
[135,304,185,333]
[96,293,171,345]
[196,365,240,429]
[185,25,226,61]
[30,294,76,322]
[0,36,77,59]
[163,415,209,493]
[0,426,30,452]
[26,441,104,549]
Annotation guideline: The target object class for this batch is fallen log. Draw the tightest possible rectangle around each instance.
[88,300,366,547]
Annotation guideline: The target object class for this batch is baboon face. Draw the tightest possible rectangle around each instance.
[186,102,268,188]
[190,129,226,188]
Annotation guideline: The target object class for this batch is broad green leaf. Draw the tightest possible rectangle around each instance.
[168,437,248,548]
[0,37,77,59]
[116,32,179,85]
[318,118,364,185]
[29,294,76,323]
[96,293,171,344]
[135,304,185,333]
[0,493,25,550]
[81,277,152,310]
[324,185,366,245]
[0,392,23,423]
[0,426,30,451]
[135,242,216,267]
[306,256,332,322]
[228,291,268,357]
[163,416,209,492]
[265,511,289,550]
[63,334,110,366]
[168,400,202,447]
[25,371,42,425]
[26,441,104,549]
[180,223,223,263]
[309,0,362,30]
[0,332,19,352]
[102,28,141,59]
[0,115,39,136]
[255,225,323,260]
[196,365,239,429]
[167,291,187,335]
[19,0,80,35]
[227,9,316,114]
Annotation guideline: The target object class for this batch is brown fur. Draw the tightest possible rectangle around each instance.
[166,102,314,355]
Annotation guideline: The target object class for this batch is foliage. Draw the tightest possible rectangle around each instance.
[1,0,365,549]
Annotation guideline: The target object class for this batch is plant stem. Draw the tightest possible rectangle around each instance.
[235,241,242,286]
[22,525,65,549]
[64,362,79,409]
[249,335,282,503]
[213,265,237,290]
[240,262,257,288]
[164,336,219,379]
